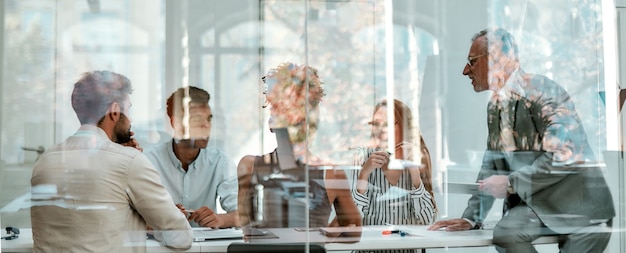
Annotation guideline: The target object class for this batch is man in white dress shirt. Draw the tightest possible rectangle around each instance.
[30,70,192,253]
[144,86,239,228]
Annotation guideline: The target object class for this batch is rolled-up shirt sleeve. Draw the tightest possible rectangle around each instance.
[409,181,435,224]
[216,154,238,212]
[351,147,370,216]
[217,175,238,212]
[352,184,371,217]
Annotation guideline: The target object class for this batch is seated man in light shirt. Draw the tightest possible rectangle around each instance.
[144,86,239,228]
[31,71,192,253]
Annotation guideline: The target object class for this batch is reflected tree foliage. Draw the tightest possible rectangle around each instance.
[2,2,54,163]
[493,0,605,156]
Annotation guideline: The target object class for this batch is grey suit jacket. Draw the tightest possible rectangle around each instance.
[461,69,615,233]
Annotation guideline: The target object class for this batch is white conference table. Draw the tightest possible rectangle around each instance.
[1,226,559,253]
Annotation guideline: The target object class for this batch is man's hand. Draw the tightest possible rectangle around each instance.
[189,206,223,228]
[120,131,143,152]
[175,203,190,217]
[427,218,473,231]
[478,175,509,198]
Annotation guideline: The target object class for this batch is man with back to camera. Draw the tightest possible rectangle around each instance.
[428,28,614,252]
[30,70,192,253]
[144,86,239,228]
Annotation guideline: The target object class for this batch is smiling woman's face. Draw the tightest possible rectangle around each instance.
[369,105,402,150]
[370,107,388,142]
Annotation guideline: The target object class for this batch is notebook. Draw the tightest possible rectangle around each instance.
[446,182,480,194]
[318,226,362,237]
[192,227,243,242]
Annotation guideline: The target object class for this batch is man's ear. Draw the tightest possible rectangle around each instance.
[169,117,176,128]
[107,102,121,121]
[169,117,181,137]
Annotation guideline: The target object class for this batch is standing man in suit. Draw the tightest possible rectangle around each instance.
[428,28,614,253]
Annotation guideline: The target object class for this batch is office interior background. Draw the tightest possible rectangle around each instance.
[1,0,626,252]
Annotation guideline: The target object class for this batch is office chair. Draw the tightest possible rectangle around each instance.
[227,242,326,253]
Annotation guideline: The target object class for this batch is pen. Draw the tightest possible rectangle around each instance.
[382,230,407,236]
[382,229,399,235]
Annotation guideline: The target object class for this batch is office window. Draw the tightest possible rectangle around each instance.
[0,0,621,252]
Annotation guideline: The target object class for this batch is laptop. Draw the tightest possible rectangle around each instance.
[192,227,243,242]
[227,242,326,253]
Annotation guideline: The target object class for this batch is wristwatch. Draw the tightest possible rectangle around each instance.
[507,180,515,195]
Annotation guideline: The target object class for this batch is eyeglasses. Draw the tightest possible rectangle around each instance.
[261,91,269,108]
[261,70,279,108]
[467,53,488,67]
[261,69,277,86]
[368,121,398,128]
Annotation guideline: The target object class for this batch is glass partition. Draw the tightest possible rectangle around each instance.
[0,0,621,252]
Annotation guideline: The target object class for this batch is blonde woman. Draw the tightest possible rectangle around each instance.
[237,62,361,236]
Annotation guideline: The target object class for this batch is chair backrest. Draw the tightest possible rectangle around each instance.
[227,242,326,253]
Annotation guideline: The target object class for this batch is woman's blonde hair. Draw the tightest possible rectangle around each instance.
[263,62,325,144]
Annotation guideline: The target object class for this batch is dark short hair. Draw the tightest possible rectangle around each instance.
[71,71,132,125]
[472,27,519,60]
[166,86,211,119]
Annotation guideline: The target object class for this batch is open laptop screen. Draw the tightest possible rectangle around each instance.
[274,128,299,171]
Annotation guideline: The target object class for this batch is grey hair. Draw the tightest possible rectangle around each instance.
[472,28,519,60]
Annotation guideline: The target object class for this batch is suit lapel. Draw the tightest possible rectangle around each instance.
[506,100,518,148]
[512,97,543,150]
[487,102,501,150]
